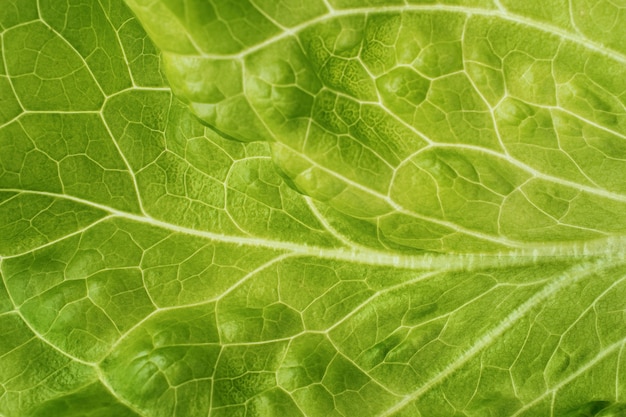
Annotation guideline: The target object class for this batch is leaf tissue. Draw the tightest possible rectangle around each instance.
[1,0,625,416]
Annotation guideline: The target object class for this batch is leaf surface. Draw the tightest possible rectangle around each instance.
[0,1,625,416]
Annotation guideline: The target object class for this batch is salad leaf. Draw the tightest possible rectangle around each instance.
[0,0,625,416]
[126,0,626,253]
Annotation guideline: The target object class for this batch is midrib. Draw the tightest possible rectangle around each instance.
[3,188,624,268]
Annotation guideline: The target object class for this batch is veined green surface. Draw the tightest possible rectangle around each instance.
[126,0,626,253]
[0,0,625,416]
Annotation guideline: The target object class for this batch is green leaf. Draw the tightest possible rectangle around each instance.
[0,1,625,416]
[126,0,626,252]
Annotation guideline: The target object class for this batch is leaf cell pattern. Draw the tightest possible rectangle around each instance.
[0,1,625,416]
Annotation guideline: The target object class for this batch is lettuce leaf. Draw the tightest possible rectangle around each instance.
[1,0,625,416]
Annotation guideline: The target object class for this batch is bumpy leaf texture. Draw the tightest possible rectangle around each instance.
[0,0,625,416]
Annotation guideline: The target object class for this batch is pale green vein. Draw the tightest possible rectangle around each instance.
[378,258,616,417]
[511,337,626,416]
[3,188,626,266]
[168,5,626,66]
